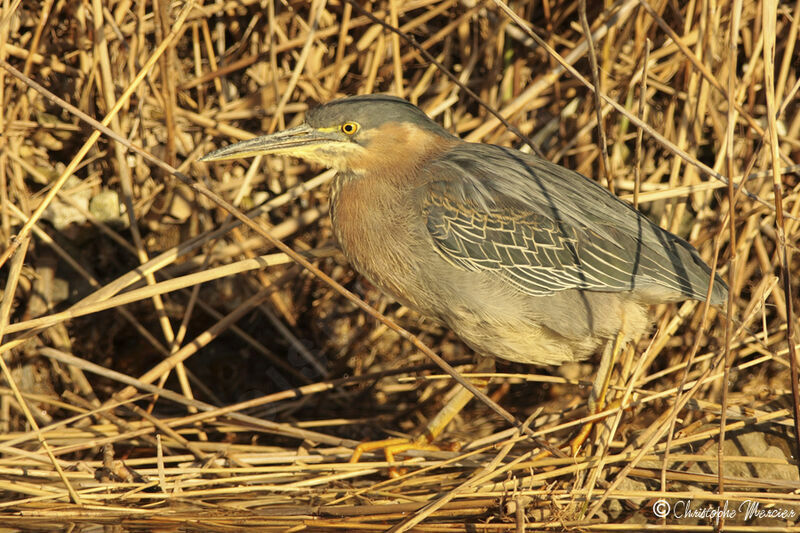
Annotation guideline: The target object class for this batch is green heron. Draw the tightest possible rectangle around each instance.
[200,94,727,466]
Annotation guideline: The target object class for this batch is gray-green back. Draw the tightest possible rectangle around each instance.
[423,142,728,305]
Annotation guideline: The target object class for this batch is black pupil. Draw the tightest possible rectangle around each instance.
[344,124,353,133]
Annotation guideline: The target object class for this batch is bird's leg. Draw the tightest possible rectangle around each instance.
[349,357,495,477]
[568,329,626,455]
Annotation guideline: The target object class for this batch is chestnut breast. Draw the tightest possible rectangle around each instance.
[329,172,435,313]
[328,122,458,314]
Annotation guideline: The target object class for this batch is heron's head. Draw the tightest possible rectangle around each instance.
[199,95,455,173]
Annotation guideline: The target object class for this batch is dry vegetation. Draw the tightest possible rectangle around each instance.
[1,0,799,530]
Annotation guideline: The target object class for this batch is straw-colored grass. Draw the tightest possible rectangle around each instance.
[1,0,799,530]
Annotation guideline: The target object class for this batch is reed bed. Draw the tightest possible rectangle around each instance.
[0,0,799,530]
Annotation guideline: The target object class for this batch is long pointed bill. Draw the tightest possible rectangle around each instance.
[198,124,337,162]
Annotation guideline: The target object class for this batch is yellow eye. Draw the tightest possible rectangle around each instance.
[341,122,359,135]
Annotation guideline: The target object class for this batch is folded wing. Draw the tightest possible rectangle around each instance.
[421,143,727,304]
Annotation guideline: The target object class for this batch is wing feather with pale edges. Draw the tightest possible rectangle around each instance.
[421,143,725,302]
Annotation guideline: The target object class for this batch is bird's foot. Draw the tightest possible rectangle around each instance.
[349,436,454,477]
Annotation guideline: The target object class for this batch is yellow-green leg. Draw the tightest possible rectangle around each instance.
[350,357,495,476]
[568,329,625,455]
[531,329,626,460]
